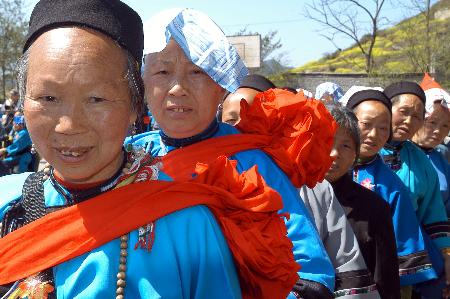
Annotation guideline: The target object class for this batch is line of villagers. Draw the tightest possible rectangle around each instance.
[2,1,450,299]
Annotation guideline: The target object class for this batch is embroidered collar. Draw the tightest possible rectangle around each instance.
[159,119,219,148]
[355,155,378,167]
[384,141,405,151]
[382,141,404,171]
[49,152,126,205]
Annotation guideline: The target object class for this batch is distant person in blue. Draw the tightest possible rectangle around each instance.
[345,88,438,288]
[133,8,336,299]
[0,113,32,176]
[380,81,450,299]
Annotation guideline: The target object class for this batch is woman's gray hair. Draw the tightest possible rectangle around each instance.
[16,47,145,123]
[326,104,361,162]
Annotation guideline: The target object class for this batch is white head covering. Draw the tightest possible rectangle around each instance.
[420,74,450,116]
[339,86,384,106]
[143,8,248,92]
[314,82,344,103]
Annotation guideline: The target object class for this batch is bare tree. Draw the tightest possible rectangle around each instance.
[0,0,27,101]
[305,0,388,74]
[394,0,434,73]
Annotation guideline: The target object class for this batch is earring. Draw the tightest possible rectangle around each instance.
[126,123,137,153]
[30,143,37,154]
[131,122,137,136]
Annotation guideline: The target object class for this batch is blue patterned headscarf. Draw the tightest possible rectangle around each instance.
[143,8,248,93]
[315,82,344,103]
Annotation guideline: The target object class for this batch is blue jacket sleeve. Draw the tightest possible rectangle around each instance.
[0,173,30,219]
[163,206,242,299]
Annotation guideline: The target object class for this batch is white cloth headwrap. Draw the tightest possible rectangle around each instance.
[315,82,344,103]
[143,8,248,93]
[424,88,450,116]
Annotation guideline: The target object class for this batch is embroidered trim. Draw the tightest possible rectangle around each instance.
[399,264,433,276]
[5,274,54,299]
[334,284,378,297]
[352,170,375,191]
[134,223,156,251]
[398,251,434,276]
[423,221,450,240]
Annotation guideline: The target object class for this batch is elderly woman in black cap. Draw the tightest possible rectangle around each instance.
[379,82,450,298]
[345,88,438,290]
[0,1,282,298]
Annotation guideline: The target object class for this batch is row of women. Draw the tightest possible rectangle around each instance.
[0,0,449,298]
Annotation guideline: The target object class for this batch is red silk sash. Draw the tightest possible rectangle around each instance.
[0,157,299,299]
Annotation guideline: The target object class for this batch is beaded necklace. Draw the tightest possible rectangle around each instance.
[35,148,156,299]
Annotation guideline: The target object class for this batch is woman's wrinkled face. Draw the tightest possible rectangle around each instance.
[144,39,225,138]
[353,101,391,158]
[391,94,424,142]
[24,27,136,184]
[413,104,450,148]
[325,126,357,182]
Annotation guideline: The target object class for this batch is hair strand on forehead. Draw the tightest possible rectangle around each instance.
[326,104,361,163]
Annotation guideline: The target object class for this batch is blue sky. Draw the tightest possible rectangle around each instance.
[24,0,437,67]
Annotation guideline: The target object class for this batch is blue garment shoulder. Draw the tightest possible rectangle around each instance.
[0,172,31,219]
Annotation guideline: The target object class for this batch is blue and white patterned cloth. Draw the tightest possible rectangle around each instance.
[314,82,344,103]
[143,8,248,93]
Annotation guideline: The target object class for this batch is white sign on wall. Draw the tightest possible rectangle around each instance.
[227,34,261,68]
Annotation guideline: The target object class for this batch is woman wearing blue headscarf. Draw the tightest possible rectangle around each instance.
[130,8,337,299]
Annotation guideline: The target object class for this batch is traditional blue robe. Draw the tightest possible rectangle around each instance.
[352,155,437,286]
[424,148,450,218]
[380,141,450,250]
[0,171,242,298]
[127,122,336,295]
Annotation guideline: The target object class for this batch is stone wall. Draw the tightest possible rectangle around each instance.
[282,72,432,94]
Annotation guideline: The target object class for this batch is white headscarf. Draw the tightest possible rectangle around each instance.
[339,86,384,106]
[143,8,248,92]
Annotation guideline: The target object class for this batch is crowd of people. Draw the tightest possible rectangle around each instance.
[0,1,450,299]
[0,89,33,176]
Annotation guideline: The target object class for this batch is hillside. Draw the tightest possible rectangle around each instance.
[290,0,450,84]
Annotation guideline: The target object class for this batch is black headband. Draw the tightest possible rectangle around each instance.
[384,81,426,104]
[239,74,276,92]
[347,90,392,113]
[25,0,144,67]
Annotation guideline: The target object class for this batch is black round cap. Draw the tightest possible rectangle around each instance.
[24,0,144,66]
[347,89,392,113]
[384,81,426,104]
[239,74,276,92]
